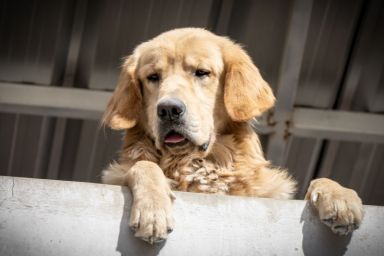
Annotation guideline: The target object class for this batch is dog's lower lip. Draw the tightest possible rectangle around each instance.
[164,131,188,147]
[165,133,185,143]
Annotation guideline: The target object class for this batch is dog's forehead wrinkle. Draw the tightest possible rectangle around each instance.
[139,55,169,73]
[138,34,223,72]
[182,45,223,72]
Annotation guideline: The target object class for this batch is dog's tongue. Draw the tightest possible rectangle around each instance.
[165,133,185,144]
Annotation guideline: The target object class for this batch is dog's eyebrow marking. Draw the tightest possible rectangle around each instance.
[184,58,216,76]
[139,47,173,65]
[139,54,170,79]
[183,49,223,75]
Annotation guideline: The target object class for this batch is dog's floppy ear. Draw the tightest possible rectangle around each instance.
[102,55,142,130]
[222,41,275,121]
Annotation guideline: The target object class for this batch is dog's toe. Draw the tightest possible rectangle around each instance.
[129,191,174,244]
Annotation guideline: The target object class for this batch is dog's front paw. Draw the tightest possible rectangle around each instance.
[305,178,364,235]
[129,189,175,244]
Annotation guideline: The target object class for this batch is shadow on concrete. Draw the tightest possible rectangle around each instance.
[116,186,166,256]
[300,202,352,256]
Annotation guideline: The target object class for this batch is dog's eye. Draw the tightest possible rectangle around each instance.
[195,69,210,78]
[147,73,160,82]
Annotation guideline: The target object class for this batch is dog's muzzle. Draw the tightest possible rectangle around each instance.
[156,98,211,151]
[157,98,188,147]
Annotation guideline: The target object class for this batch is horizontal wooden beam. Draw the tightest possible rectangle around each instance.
[1,83,384,143]
[0,176,383,255]
[291,108,384,143]
[0,82,111,120]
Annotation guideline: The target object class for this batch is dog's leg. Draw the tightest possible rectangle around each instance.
[305,178,364,235]
[103,160,175,244]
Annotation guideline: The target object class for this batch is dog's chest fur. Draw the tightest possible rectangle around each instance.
[161,155,237,194]
[121,130,276,196]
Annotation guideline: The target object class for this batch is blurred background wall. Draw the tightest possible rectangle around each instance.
[0,0,383,204]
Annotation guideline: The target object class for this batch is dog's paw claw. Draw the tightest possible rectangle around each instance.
[321,218,334,226]
[331,224,358,236]
[140,235,165,244]
[129,223,139,232]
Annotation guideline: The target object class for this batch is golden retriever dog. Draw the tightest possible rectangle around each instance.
[101,28,364,244]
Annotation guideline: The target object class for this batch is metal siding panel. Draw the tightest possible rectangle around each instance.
[318,142,384,206]
[57,119,82,181]
[226,0,293,89]
[349,144,377,195]
[0,0,76,182]
[88,0,216,90]
[32,117,55,178]
[46,119,67,180]
[72,120,98,182]
[90,128,122,183]
[0,113,18,175]
[266,0,313,166]
[7,115,44,178]
[363,145,384,205]
[318,142,384,205]
[295,0,362,108]
[353,20,384,112]
[73,121,121,183]
[317,0,384,206]
[0,0,74,84]
[327,142,361,183]
[74,0,102,88]
[359,1,384,113]
[285,138,322,199]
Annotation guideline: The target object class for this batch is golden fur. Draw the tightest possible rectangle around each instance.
[101,28,363,244]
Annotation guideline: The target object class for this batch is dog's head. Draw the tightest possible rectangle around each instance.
[103,28,275,154]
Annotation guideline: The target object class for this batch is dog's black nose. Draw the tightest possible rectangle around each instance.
[157,98,186,121]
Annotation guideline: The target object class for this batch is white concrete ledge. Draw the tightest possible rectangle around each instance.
[0,176,383,256]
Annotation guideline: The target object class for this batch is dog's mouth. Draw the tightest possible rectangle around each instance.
[164,130,189,147]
